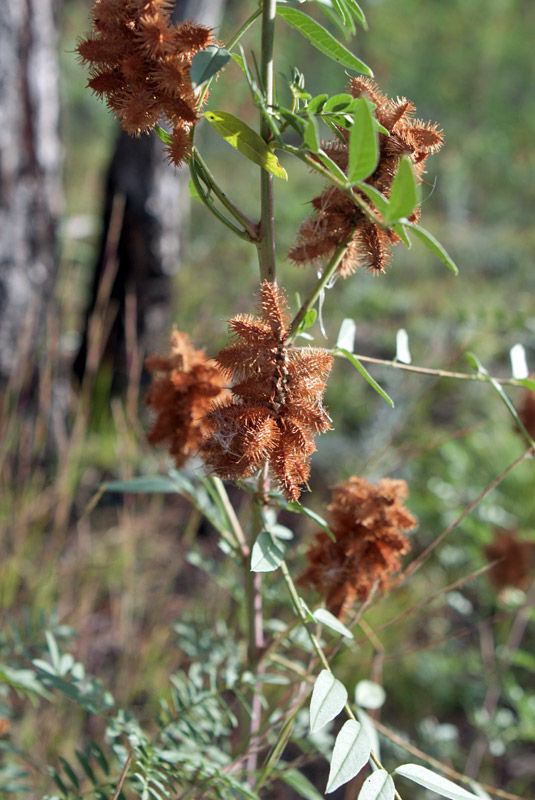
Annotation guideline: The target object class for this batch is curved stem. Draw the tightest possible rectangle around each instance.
[226,6,263,51]
[289,238,352,338]
[191,149,258,241]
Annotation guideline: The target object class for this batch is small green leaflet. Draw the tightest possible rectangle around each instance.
[394,764,481,800]
[190,46,230,89]
[385,156,420,223]
[404,222,459,275]
[250,530,286,572]
[286,501,335,541]
[335,348,394,407]
[354,181,390,217]
[348,98,379,182]
[277,7,372,76]
[326,720,371,794]
[358,770,395,800]
[309,670,348,733]
[336,318,357,352]
[313,608,354,639]
[204,111,287,180]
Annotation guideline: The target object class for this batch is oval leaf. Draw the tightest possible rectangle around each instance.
[385,156,420,222]
[204,111,287,180]
[404,222,459,275]
[358,770,395,800]
[336,318,357,352]
[190,46,230,89]
[250,530,286,572]
[277,7,372,75]
[348,98,379,182]
[314,608,354,639]
[310,670,348,734]
[355,680,386,710]
[326,720,371,794]
[394,764,481,800]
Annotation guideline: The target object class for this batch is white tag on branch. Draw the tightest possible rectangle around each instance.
[396,328,411,364]
[336,318,357,353]
[510,343,528,379]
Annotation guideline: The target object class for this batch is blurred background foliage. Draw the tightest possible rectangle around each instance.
[1,0,534,797]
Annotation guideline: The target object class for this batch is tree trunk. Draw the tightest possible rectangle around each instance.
[73,0,226,390]
[0,0,62,385]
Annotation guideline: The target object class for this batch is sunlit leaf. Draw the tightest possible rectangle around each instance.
[204,111,287,179]
[404,222,459,275]
[394,764,481,800]
[314,608,354,638]
[385,156,420,222]
[281,768,325,800]
[277,7,372,75]
[348,98,379,182]
[335,348,394,407]
[336,318,357,353]
[310,670,348,733]
[326,720,371,793]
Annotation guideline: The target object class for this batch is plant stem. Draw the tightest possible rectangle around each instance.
[257,0,277,282]
[191,150,258,240]
[226,6,263,51]
[289,238,351,338]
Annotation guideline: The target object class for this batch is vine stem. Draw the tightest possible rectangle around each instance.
[257,0,277,282]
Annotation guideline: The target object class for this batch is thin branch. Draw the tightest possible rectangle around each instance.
[392,446,534,589]
[257,0,277,282]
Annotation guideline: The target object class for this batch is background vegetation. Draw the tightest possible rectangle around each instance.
[1,0,534,797]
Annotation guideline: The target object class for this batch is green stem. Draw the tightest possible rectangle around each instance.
[257,0,277,282]
[289,238,352,338]
[226,6,263,51]
[279,561,403,796]
[191,150,258,240]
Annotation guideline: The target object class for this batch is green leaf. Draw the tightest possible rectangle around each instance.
[391,222,411,248]
[309,670,348,733]
[101,475,185,494]
[335,349,394,407]
[277,7,372,75]
[348,98,379,182]
[307,93,328,113]
[204,110,287,180]
[394,765,481,800]
[58,757,79,790]
[316,149,348,183]
[286,502,336,541]
[250,531,286,572]
[314,608,354,639]
[188,178,201,202]
[354,680,386,709]
[190,46,230,89]
[354,182,390,217]
[153,124,172,144]
[358,770,395,800]
[518,378,535,392]
[303,117,320,153]
[404,222,459,275]
[465,353,535,447]
[326,720,371,794]
[345,0,368,29]
[385,156,420,222]
[281,768,325,800]
[336,318,356,352]
[75,751,98,785]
